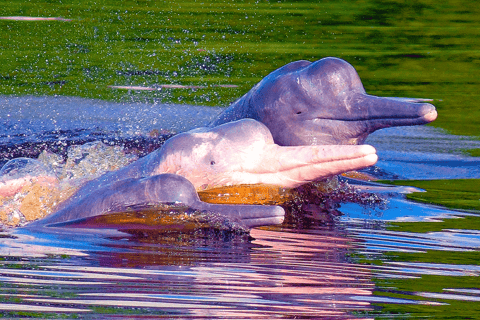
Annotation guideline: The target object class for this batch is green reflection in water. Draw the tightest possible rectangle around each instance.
[371,276,480,320]
[383,179,480,212]
[0,0,479,137]
[389,215,480,233]
[383,250,480,265]
[464,149,480,157]
[382,178,480,235]
[361,179,480,319]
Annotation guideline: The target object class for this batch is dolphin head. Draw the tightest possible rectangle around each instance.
[32,172,285,229]
[215,57,437,146]
[156,119,378,190]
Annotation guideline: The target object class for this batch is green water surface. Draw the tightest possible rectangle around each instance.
[1,0,480,137]
[364,179,480,319]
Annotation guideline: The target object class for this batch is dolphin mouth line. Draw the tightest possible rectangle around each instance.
[309,112,435,122]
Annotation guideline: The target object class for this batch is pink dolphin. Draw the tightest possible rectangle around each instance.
[25,119,377,228]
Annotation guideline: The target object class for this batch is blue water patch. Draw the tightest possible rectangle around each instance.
[0,95,222,145]
[365,126,480,179]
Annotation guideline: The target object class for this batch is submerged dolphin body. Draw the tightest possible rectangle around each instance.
[212,57,438,146]
[29,119,378,228]
[31,173,286,229]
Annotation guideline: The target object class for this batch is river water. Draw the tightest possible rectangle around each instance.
[1,96,479,319]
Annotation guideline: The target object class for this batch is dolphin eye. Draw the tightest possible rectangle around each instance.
[210,160,216,165]
[296,111,302,115]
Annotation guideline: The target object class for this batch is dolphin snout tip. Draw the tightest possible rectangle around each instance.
[271,205,285,217]
[417,102,437,123]
[359,144,377,155]
[422,106,438,123]
[273,206,286,223]
[365,153,378,166]
[358,145,378,167]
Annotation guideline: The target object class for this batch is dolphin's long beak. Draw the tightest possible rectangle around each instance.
[196,202,285,228]
[42,203,285,230]
[349,93,438,132]
[385,97,438,122]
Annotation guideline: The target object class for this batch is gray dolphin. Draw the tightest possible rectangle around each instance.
[212,57,437,146]
[30,173,285,229]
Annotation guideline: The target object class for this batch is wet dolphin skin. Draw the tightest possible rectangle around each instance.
[31,119,376,228]
[31,173,286,229]
[3,57,439,230]
[212,57,437,146]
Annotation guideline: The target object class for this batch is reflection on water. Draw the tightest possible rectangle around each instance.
[0,226,376,318]
[1,195,479,319]
[1,203,478,318]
